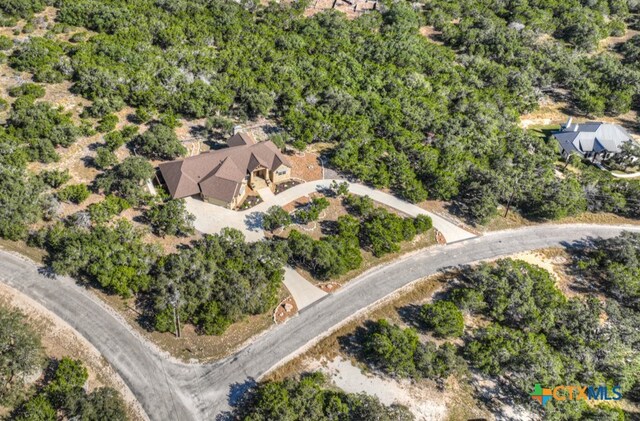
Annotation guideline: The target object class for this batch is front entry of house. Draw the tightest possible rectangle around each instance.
[250,167,272,190]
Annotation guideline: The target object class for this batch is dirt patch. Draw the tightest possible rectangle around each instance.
[289,151,323,181]
[520,95,640,139]
[310,356,451,419]
[0,239,46,264]
[599,28,640,51]
[0,283,148,421]
[419,25,444,44]
[304,0,378,19]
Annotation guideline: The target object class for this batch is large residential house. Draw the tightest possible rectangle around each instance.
[158,132,292,208]
[553,119,633,162]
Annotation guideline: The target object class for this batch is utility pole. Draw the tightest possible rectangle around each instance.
[169,286,181,338]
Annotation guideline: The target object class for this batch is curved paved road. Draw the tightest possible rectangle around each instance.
[1,224,639,420]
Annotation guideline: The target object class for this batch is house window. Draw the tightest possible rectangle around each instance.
[276,168,288,176]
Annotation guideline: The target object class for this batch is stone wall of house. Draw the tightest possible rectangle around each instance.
[271,165,291,183]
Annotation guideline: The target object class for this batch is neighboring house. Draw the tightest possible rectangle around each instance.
[158,132,292,208]
[553,118,633,162]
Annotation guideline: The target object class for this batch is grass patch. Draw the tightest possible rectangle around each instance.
[0,238,46,264]
[527,124,561,140]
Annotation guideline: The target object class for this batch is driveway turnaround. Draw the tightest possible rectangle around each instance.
[186,179,476,243]
[2,224,638,421]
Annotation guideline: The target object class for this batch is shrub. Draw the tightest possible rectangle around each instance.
[94,147,118,169]
[57,184,90,204]
[420,300,464,338]
[295,197,329,224]
[87,195,130,224]
[39,169,71,188]
[0,35,12,50]
[9,83,46,98]
[96,114,118,133]
[262,206,291,232]
[134,107,152,123]
[413,214,433,233]
[364,319,466,379]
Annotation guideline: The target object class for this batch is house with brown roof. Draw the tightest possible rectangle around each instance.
[158,132,292,208]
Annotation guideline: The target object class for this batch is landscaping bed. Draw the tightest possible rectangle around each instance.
[275,179,303,194]
[237,194,263,210]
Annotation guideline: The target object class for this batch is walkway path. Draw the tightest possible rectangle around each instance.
[256,186,276,202]
[2,225,639,421]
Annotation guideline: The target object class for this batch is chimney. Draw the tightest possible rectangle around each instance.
[564,117,573,130]
[573,124,579,132]
[233,125,242,135]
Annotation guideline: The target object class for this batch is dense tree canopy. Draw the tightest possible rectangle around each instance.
[33,219,160,296]
[12,357,128,421]
[149,228,288,335]
[456,254,640,416]
[237,372,414,421]
[571,231,640,309]
[94,156,155,206]
[0,306,43,405]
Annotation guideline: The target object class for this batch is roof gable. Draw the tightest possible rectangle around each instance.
[158,137,292,201]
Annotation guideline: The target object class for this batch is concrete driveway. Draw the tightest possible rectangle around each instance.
[185,179,475,243]
[185,179,476,311]
[282,267,327,310]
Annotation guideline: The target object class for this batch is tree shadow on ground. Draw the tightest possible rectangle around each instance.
[215,377,258,420]
[244,211,263,232]
[337,320,376,362]
[319,219,338,236]
[397,304,423,330]
[134,294,157,332]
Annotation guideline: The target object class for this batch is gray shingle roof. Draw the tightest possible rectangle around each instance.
[553,122,632,156]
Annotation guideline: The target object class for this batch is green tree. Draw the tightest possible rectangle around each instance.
[420,300,464,338]
[57,184,90,204]
[144,199,195,237]
[39,169,70,188]
[13,394,56,421]
[87,195,130,224]
[94,156,155,206]
[0,307,43,404]
[262,206,292,232]
[0,166,45,240]
[8,83,45,98]
[131,123,186,160]
[94,146,118,169]
[96,114,118,133]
